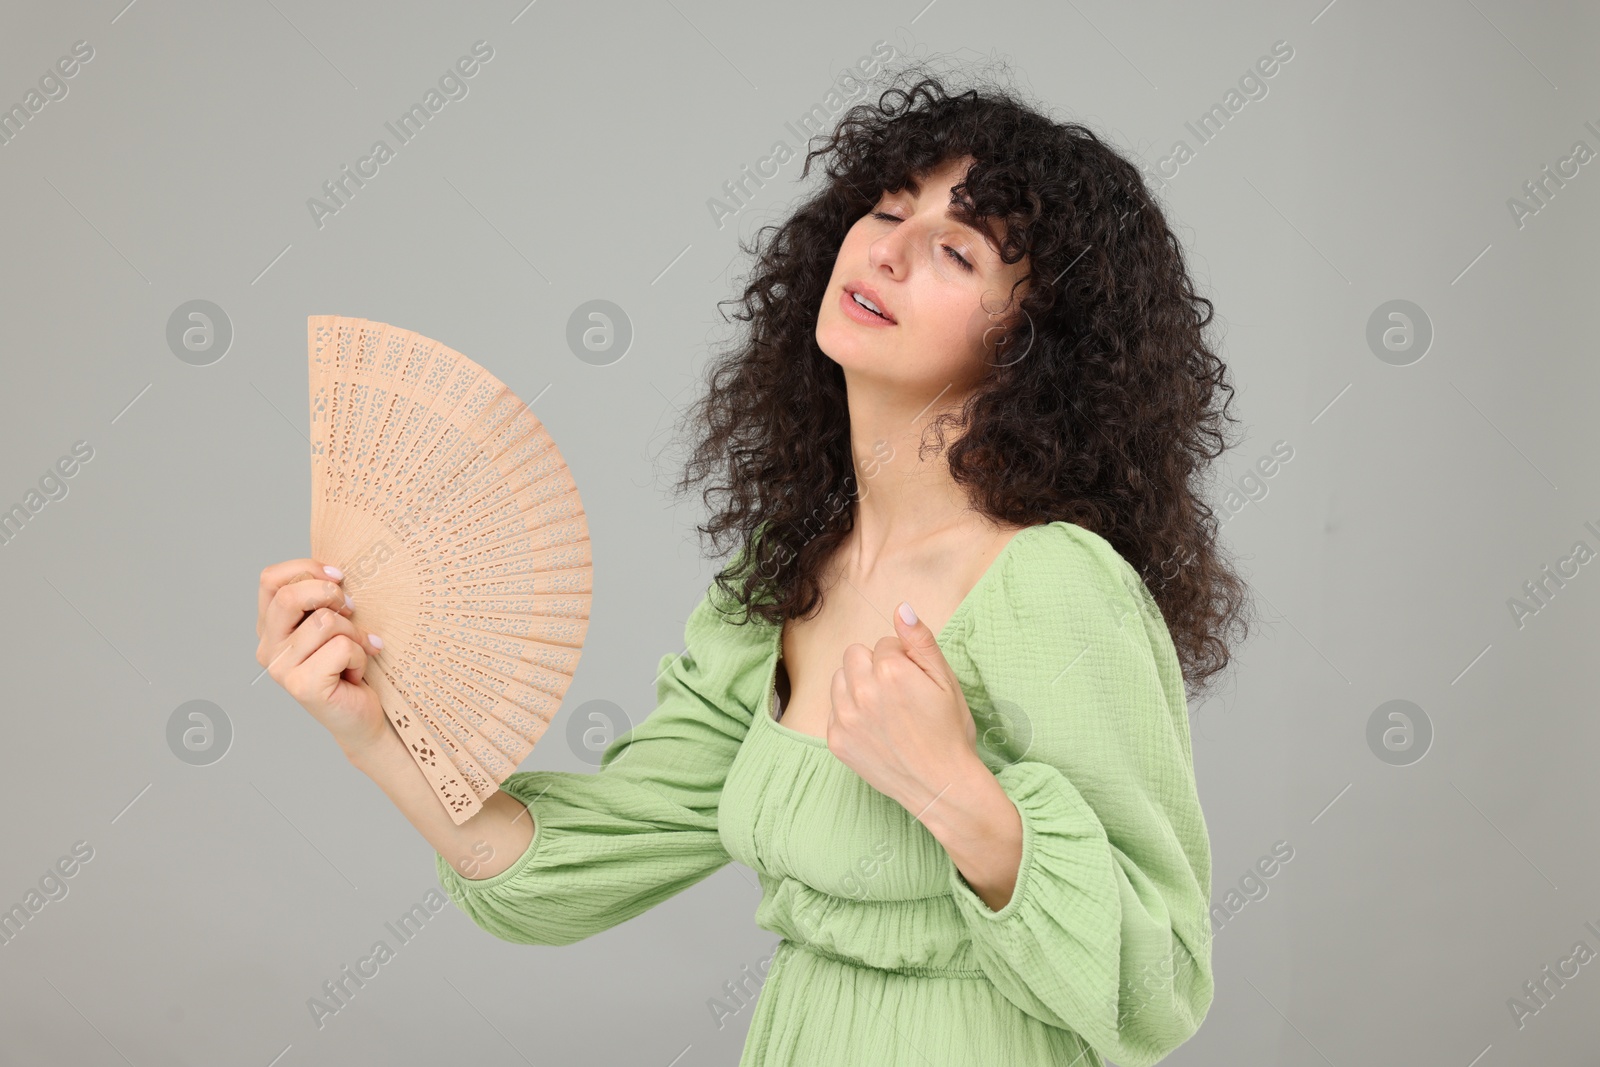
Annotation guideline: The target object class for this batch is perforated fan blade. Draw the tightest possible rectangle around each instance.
[308,314,591,825]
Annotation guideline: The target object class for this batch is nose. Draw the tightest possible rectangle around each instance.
[868,225,911,279]
[867,210,956,280]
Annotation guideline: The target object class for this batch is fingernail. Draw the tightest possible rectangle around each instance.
[344,594,354,611]
[323,565,344,580]
[897,601,917,625]
[369,633,383,650]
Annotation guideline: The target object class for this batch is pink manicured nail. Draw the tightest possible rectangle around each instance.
[369,634,384,650]
[323,565,344,580]
[897,601,917,625]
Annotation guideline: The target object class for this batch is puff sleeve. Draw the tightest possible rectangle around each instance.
[434,577,758,947]
[950,523,1214,1067]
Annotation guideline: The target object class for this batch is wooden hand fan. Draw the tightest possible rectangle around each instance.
[307,314,591,826]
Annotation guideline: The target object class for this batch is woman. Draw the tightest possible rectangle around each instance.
[256,69,1251,1066]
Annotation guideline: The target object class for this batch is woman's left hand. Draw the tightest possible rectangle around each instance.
[828,601,985,818]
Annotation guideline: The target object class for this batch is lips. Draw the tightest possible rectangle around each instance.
[843,281,896,324]
[839,288,894,328]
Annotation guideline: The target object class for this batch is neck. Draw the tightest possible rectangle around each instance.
[840,380,983,570]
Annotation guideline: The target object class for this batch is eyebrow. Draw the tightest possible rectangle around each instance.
[898,175,1004,255]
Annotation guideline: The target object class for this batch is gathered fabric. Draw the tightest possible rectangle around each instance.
[437,521,1214,1066]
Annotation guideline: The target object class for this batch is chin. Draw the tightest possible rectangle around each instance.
[817,308,918,377]
[815,320,874,369]
[814,316,848,363]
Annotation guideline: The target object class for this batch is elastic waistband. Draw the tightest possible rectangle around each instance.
[783,938,991,980]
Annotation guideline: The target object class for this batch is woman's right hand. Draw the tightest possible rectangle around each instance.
[255,558,388,760]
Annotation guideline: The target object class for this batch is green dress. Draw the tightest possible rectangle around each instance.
[435,521,1214,1066]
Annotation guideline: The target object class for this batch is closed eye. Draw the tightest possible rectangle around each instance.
[869,211,974,272]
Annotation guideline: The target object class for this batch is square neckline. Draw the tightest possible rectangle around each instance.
[760,521,1056,746]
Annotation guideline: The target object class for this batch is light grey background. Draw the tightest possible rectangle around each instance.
[1,0,1596,1064]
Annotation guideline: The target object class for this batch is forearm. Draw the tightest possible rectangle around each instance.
[918,755,1024,912]
[345,727,534,882]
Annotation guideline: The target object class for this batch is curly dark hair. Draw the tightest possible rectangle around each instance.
[667,61,1255,700]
